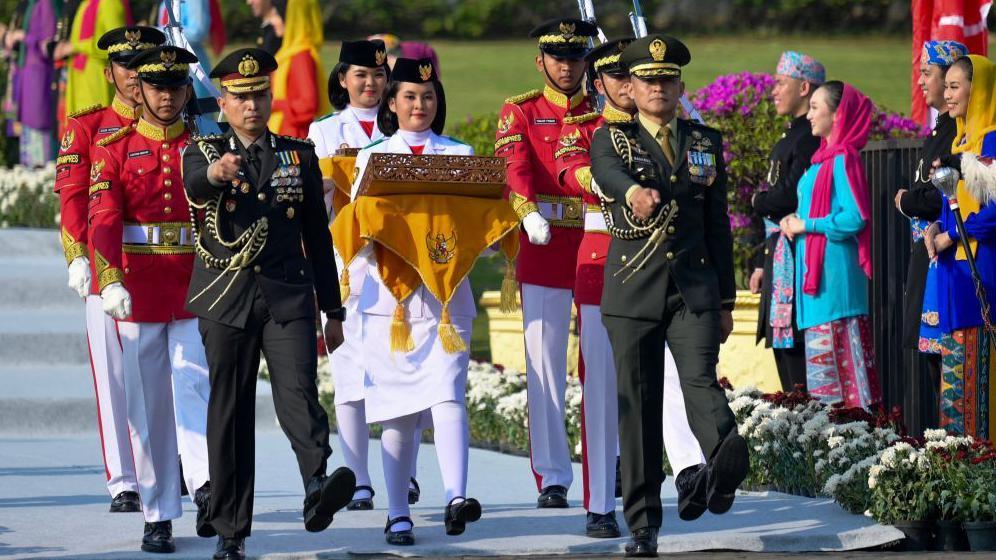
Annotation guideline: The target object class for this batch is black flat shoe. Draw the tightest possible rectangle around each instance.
[408,477,420,505]
[444,497,482,536]
[109,490,141,513]
[675,464,708,521]
[537,485,569,508]
[384,516,415,546]
[347,485,375,511]
[707,432,749,515]
[194,482,217,538]
[625,527,659,557]
[141,521,175,554]
[213,536,245,560]
[303,467,356,532]
[586,511,621,538]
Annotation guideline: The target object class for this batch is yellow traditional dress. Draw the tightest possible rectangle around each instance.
[65,0,127,116]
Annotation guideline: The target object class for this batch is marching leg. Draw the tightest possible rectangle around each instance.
[431,400,481,536]
[336,400,375,508]
[381,413,419,545]
[522,283,574,502]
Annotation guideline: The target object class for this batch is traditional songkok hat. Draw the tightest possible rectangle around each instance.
[620,34,690,79]
[98,26,167,65]
[922,40,969,67]
[529,18,598,60]
[127,45,197,87]
[210,48,277,93]
[776,51,826,85]
[586,37,635,76]
[391,57,438,84]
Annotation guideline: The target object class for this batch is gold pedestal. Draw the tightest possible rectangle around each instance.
[480,290,780,392]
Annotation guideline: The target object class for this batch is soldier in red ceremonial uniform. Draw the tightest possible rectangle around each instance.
[53,25,166,515]
[494,17,596,509]
[88,45,213,554]
[555,38,706,540]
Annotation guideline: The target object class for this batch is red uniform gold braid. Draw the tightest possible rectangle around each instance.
[496,86,593,289]
[86,119,194,322]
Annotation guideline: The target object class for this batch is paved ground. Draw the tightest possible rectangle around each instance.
[0,430,902,559]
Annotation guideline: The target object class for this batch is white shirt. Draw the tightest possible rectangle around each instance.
[307,105,383,159]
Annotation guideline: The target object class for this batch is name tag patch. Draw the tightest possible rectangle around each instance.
[534,118,558,125]
[128,150,152,159]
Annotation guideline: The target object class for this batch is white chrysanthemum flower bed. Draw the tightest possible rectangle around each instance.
[0,163,59,228]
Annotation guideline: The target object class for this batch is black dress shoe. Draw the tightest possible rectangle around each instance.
[303,467,356,532]
[615,457,623,498]
[537,485,569,508]
[384,516,415,546]
[141,521,175,554]
[109,490,141,513]
[444,497,482,535]
[347,485,375,511]
[585,511,621,538]
[213,536,245,560]
[408,477,420,505]
[706,432,749,515]
[625,527,658,557]
[194,482,217,538]
[675,464,708,521]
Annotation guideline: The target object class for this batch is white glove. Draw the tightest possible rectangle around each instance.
[101,283,132,320]
[522,211,551,245]
[67,256,91,299]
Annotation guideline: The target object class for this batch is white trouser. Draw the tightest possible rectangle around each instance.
[85,296,137,498]
[662,345,707,475]
[578,304,617,514]
[117,318,211,522]
[522,283,573,491]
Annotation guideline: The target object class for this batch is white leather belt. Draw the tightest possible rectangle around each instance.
[123,223,194,246]
[583,207,608,233]
[535,194,584,228]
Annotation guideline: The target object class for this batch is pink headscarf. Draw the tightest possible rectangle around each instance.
[803,83,873,295]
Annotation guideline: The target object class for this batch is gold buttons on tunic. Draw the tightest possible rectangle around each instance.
[163,166,172,174]
[162,154,170,162]
[164,193,172,201]
[162,143,170,149]
[666,251,675,260]
[257,192,267,202]
[164,179,172,187]
[621,255,627,262]
[591,252,597,259]
[163,206,172,214]
[253,265,262,273]
[670,175,678,183]
[666,226,676,234]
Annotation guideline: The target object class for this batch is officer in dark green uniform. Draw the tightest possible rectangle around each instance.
[589,34,749,557]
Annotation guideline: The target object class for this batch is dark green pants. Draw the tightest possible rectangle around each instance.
[603,289,737,531]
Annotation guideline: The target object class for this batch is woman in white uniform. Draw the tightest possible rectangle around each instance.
[350,58,482,545]
[307,39,422,511]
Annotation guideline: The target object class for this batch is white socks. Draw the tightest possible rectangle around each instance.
[430,401,469,504]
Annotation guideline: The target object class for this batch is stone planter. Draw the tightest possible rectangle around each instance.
[933,519,968,551]
[480,289,782,392]
[892,520,933,551]
[965,521,996,551]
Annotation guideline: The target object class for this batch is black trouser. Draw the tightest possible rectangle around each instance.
[199,290,331,538]
[603,287,737,532]
[774,346,808,392]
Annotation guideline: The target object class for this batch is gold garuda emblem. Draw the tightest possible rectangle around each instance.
[649,39,666,62]
[160,49,177,69]
[124,29,141,48]
[559,128,581,147]
[238,54,260,76]
[419,64,433,81]
[375,49,387,66]
[60,130,75,152]
[427,231,456,264]
[496,112,514,135]
[559,21,576,39]
[90,159,106,182]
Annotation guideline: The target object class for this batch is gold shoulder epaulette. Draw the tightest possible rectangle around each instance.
[277,134,315,147]
[191,133,224,142]
[97,124,135,147]
[68,103,103,119]
[564,111,599,125]
[505,89,542,105]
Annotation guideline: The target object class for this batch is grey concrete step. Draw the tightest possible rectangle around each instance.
[0,257,81,309]
[0,227,63,257]
[0,309,88,366]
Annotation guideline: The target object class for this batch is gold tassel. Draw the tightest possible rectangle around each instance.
[339,268,350,300]
[390,302,415,353]
[438,304,467,354]
[500,258,520,313]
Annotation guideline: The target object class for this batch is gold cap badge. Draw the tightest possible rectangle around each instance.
[160,49,177,69]
[419,64,433,81]
[375,49,387,66]
[124,29,141,47]
[238,54,260,77]
[649,39,666,62]
[559,21,576,39]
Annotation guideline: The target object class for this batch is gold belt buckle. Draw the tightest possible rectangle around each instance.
[160,223,180,246]
[563,199,582,221]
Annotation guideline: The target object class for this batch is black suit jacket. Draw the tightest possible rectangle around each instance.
[182,129,341,329]
[590,117,736,320]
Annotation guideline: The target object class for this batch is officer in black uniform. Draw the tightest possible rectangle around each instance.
[589,34,749,557]
[182,48,354,560]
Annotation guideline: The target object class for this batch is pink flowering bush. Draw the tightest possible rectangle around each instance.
[689,72,924,285]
